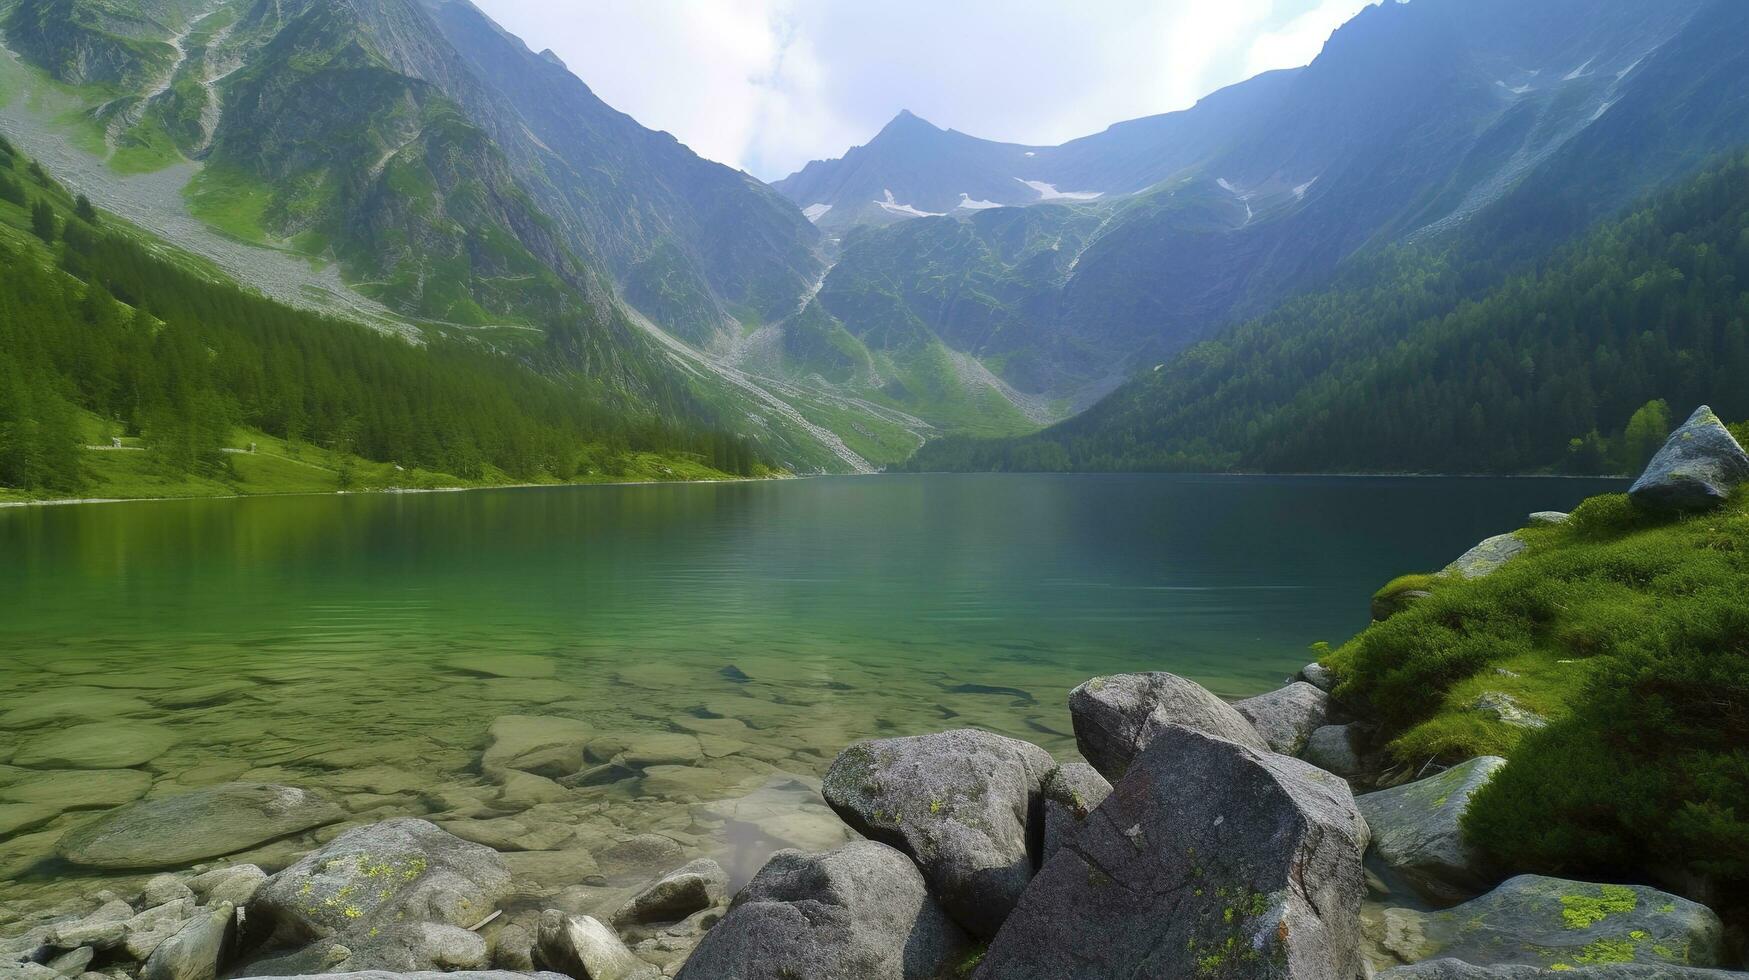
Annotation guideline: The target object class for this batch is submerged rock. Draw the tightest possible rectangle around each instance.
[1068,671,1268,781]
[12,721,176,770]
[57,784,343,870]
[0,769,152,811]
[821,729,1054,939]
[1039,763,1111,865]
[1356,756,1506,903]
[1372,875,1726,971]
[676,841,972,980]
[534,911,658,980]
[1234,681,1331,755]
[1444,533,1527,580]
[481,715,592,780]
[245,818,512,974]
[1629,406,1749,512]
[612,859,727,929]
[973,725,1370,980]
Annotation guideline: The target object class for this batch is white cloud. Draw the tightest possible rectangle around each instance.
[472,0,1384,181]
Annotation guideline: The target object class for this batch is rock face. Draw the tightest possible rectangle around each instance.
[1444,533,1528,579]
[676,841,972,980]
[821,729,1054,939]
[1356,757,1506,902]
[57,784,344,870]
[141,903,236,980]
[1372,875,1727,971]
[534,911,658,980]
[1629,406,1749,512]
[1039,763,1111,865]
[1068,672,1268,781]
[973,725,1370,980]
[245,818,513,973]
[612,859,728,929]
[1379,961,1745,979]
[1234,681,1331,755]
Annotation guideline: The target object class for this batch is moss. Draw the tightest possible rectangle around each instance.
[1560,885,1637,930]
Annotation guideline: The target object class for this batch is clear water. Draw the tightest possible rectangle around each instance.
[0,474,1621,923]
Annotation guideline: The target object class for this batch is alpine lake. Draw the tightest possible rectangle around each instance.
[0,473,1622,926]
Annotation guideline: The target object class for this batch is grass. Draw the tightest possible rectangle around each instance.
[184,163,275,243]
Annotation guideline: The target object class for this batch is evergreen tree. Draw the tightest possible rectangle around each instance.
[74,194,98,225]
[29,199,55,243]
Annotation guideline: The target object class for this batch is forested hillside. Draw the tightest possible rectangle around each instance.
[908,151,1749,476]
[0,134,766,499]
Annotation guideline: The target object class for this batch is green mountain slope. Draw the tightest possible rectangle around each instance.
[907,150,1749,475]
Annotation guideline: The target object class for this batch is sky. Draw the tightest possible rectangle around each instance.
[471,0,1383,182]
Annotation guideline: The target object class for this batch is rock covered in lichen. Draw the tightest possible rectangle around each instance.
[1068,672,1268,781]
[972,725,1370,980]
[1629,406,1749,512]
[1356,756,1506,903]
[820,729,1054,939]
[1444,533,1528,580]
[1369,875,1727,972]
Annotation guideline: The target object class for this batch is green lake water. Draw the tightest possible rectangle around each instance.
[0,473,1621,923]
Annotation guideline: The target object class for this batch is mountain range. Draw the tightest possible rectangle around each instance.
[3,0,1748,477]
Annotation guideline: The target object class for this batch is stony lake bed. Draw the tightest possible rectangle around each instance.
[0,474,1636,974]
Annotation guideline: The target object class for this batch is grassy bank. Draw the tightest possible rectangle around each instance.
[1324,478,1749,910]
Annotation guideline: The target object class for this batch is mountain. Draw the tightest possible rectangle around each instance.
[776,0,1726,417]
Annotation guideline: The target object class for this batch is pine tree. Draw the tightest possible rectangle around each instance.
[74,194,98,225]
[29,199,55,243]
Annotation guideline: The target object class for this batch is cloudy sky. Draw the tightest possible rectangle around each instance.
[472,0,1382,182]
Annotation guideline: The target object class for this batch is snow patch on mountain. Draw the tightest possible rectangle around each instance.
[875,190,943,218]
[1017,179,1102,201]
[802,203,833,222]
[1294,178,1318,200]
[957,194,1002,211]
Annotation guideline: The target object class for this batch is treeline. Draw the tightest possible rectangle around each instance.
[0,135,766,492]
[908,150,1749,475]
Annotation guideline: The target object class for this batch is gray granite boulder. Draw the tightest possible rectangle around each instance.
[1380,961,1745,979]
[1302,724,1370,779]
[676,841,972,980]
[244,818,512,974]
[1068,672,1268,780]
[1372,875,1726,971]
[57,784,343,870]
[973,725,1370,980]
[611,859,727,929]
[1298,662,1339,692]
[821,729,1054,939]
[187,865,268,907]
[1629,406,1749,512]
[1528,511,1571,526]
[1357,757,1506,902]
[1235,681,1331,755]
[141,903,235,980]
[534,911,657,980]
[1445,533,1528,579]
[244,974,568,980]
[1039,763,1111,865]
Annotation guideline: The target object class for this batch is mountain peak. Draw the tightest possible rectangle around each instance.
[879,109,939,136]
[537,48,566,69]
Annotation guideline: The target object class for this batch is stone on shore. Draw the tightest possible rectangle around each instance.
[1379,961,1745,979]
[1444,533,1527,580]
[1038,763,1110,865]
[57,784,343,870]
[533,910,658,980]
[1302,723,1370,779]
[245,818,512,974]
[1528,511,1571,526]
[1298,662,1339,692]
[821,729,1054,939]
[1234,681,1331,755]
[141,903,235,980]
[1356,756,1506,902]
[612,859,727,929]
[243,974,568,980]
[1371,875,1726,971]
[676,841,972,980]
[972,725,1371,980]
[187,865,268,907]
[1629,406,1749,512]
[1068,672,1268,781]
[481,716,592,780]
[12,722,176,770]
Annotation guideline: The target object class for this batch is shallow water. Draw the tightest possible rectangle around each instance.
[0,473,1620,925]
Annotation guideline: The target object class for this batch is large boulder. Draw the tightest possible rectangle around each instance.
[1234,682,1331,755]
[973,725,1370,980]
[1371,875,1726,971]
[244,818,513,974]
[676,841,972,980]
[1380,961,1744,978]
[1302,724,1370,779]
[1356,757,1506,902]
[1068,672,1268,781]
[57,784,344,870]
[1038,763,1111,865]
[1629,406,1749,512]
[821,729,1054,939]
[1444,533,1527,579]
[533,911,657,980]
